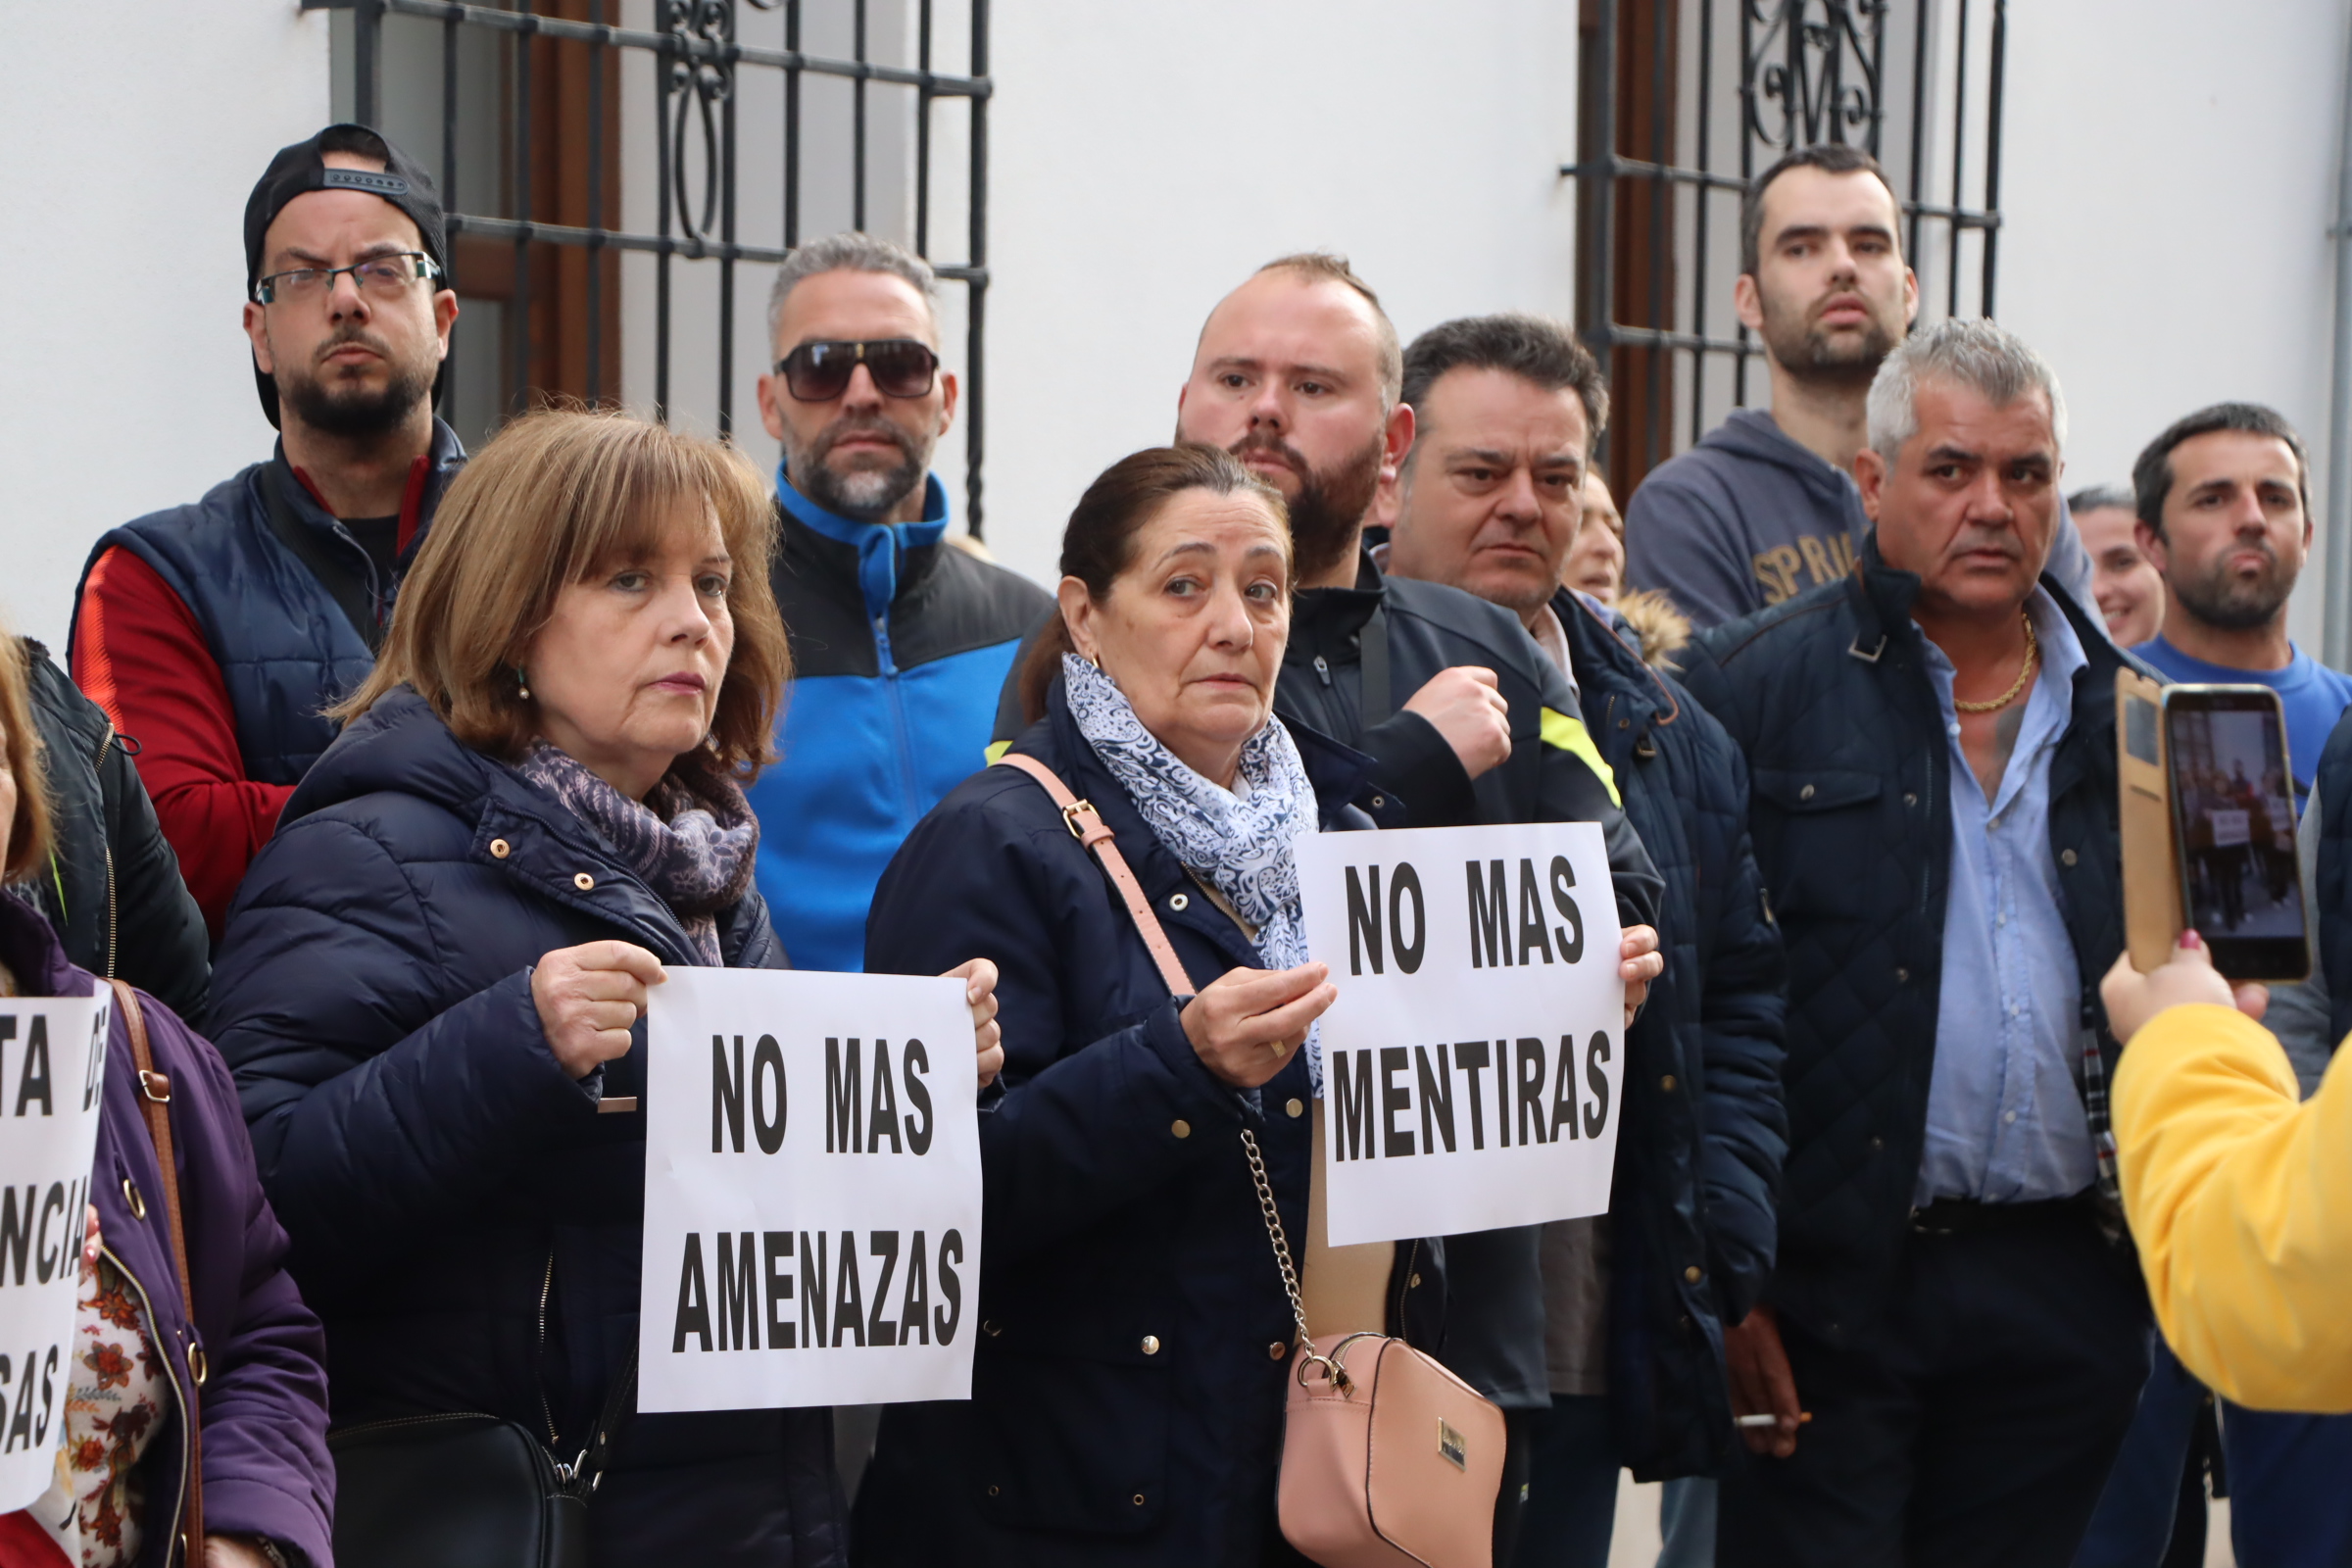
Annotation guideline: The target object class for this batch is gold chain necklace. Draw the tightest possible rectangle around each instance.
[1953,610,2039,714]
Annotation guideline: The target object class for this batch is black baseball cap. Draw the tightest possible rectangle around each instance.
[244,123,450,429]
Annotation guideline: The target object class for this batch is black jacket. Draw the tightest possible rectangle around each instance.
[854,679,1438,1567]
[13,639,209,1018]
[205,688,844,1567]
[1677,545,2138,1338]
[1277,550,1664,1411]
[1558,593,1788,1478]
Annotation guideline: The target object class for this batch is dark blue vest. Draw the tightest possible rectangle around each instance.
[71,422,464,787]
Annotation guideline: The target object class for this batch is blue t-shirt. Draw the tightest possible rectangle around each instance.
[2132,634,2352,796]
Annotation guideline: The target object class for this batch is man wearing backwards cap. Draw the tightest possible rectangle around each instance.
[71,124,463,937]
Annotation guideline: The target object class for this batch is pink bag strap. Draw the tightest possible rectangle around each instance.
[992,752,1196,998]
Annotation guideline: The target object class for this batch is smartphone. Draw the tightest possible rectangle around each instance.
[2162,685,2310,983]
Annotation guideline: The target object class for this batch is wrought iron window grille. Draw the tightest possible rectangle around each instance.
[1567,0,2007,492]
[302,0,995,537]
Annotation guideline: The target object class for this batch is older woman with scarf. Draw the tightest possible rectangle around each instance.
[852,445,1658,1568]
[203,410,1001,1568]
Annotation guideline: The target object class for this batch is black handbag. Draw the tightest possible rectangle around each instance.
[327,1355,637,1568]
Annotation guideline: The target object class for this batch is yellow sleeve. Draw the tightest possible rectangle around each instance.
[2114,1004,2352,1410]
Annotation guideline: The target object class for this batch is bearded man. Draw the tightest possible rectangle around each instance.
[2131,403,2352,802]
[1623,143,2091,631]
[71,124,466,935]
[748,231,1049,973]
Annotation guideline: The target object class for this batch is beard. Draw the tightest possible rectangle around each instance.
[1229,426,1386,585]
[787,415,930,522]
[277,326,436,438]
[2175,543,2296,631]
[1757,286,1901,389]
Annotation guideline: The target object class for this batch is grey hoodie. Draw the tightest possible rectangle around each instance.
[1624,407,2096,634]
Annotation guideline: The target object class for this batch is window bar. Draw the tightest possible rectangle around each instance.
[1689,0,1714,448]
[784,0,802,248]
[1946,0,1970,317]
[853,0,868,232]
[915,0,933,257]
[1643,0,1669,475]
[512,0,536,420]
[964,0,988,539]
[1865,0,1888,156]
[587,0,607,404]
[441,6,460,417]
[1734,0,1756,407]
[1907,0,1933,272]
[1981,0,2006,316]
[356,0,384,126]
[718,3,738,440]
[655,14,674,424]
[1587,0,1619,377]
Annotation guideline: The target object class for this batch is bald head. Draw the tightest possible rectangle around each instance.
[1176,262,1414,587]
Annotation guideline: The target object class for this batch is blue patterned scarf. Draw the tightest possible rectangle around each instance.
[1061,653,1325,1089]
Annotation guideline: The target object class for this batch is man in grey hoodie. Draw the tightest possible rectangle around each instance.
[1625,143,2091,631]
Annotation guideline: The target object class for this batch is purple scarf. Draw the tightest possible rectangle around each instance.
[516,745,759,965]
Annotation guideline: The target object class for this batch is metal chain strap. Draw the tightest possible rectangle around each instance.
[1241,1128,1350,1394]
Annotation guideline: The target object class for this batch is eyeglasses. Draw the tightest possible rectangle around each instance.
[775,339,940,402]
[254,252,443,306]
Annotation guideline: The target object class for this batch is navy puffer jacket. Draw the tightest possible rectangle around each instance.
[1558,592,1787,1478]
[205,688,844,1567]
[853,679,1438,1568]
[1677,544,2139,1339]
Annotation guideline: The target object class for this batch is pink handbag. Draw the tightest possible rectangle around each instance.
[994,752,1507,1568]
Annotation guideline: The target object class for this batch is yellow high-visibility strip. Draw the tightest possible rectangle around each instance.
[985,740,1012,764]
[1541,708,1621,808]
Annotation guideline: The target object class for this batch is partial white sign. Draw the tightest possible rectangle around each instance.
[1299,823,1624,1248]
[638,968,981,1412]
[0,994,113,1511]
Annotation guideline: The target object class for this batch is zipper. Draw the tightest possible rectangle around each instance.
[332,1409,506,1437]
[874,614,922,827]
[537,1250,560,1447]
[1312,654,1332,687]
[103,844,118,981]
[102,1243,192,1563]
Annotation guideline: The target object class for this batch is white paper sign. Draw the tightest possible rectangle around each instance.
[0,994,113,1511]
[1299,823,1624,1248]
[638,969,981,1412]
[2209,808,2251,848]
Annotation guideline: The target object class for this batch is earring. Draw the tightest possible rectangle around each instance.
[515,665,532,702]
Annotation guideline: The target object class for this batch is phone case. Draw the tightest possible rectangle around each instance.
[2116,667,2182,973]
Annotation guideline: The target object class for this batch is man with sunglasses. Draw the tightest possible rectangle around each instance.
[749,232,1049,972]
[70,124,463,937]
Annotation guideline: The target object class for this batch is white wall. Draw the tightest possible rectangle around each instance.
[0,2,332,656]
[1998,4,2351,656]
[977,0,1582,587]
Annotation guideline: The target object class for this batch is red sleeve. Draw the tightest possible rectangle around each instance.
[73,547,295,939]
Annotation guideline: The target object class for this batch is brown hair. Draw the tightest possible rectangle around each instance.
[0,636,53,885]
[1252,251,1403,407]
[1015,444,1288,725]
[335,407,790,774]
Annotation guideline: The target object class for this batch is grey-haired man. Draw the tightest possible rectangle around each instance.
[1679,319,2151,1566]
[747,232,1049,973]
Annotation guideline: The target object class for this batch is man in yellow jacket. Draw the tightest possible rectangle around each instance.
[2105,934,2352,1410]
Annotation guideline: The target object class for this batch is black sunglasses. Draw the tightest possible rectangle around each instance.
[775,338,940,402]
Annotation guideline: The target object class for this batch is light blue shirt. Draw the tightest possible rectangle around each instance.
[1916,588,2099,1204]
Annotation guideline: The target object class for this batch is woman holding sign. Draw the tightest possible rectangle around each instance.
[0,632,332,1568]
[204,412,1001,1568]
[856,446,1434,1565]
